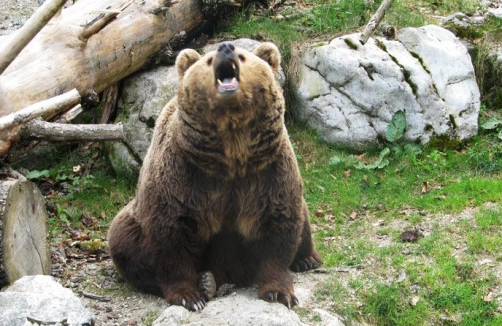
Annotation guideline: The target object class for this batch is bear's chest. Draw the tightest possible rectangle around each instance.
[186,173,271,239]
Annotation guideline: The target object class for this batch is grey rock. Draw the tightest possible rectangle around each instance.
[107,65,178,178]
[488,7,502,19]
[312,308,346,326]
[152,283,344,326]
[153,288,307,326]
[295,25,480,151]
[0,275,94,326]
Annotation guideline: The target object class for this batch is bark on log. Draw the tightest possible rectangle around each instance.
[0,0,205,117]
[21,119,125,142]
[0,171,51,287]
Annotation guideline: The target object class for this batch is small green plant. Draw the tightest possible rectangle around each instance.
[386,110,406,143]
[329,110,406,170]
[480,116,502,140]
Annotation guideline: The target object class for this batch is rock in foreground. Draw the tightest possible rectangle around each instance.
[0,275,94,326]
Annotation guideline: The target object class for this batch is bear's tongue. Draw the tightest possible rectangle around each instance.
[217,77,239,94]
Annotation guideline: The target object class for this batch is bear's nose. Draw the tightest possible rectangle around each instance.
[217,42,236,59]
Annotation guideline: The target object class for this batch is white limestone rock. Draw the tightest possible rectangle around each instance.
[295,25,480,151]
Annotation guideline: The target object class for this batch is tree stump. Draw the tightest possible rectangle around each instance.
[0,171,50,287]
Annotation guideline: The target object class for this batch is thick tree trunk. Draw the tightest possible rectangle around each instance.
[0,171,51,287]
[0,0,205,117]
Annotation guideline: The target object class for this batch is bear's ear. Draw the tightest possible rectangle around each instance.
[176,49,201,78]
[253,42,281,74]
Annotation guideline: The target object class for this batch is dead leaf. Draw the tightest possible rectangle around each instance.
[349,211,358,220]
[315,210,324,217]
[421,181,428,194]
[484,290,494,302]
[343,169,351,178]
[100,211,107,219]
[324,214,334,221]
[81,213,98,227]
[410,296,420,306]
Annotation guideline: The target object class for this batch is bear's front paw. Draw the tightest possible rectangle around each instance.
[165,286,207,311]
[290,253,323,273]
[260,289,299,308]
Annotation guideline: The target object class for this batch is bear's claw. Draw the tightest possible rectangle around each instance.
[261,290,299,309]
[169,292,207,311]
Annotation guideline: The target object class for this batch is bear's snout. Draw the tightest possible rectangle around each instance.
[214,42,240,95]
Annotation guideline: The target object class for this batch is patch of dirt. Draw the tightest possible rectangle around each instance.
[1,0,39,36]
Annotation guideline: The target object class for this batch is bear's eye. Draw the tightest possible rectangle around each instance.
[207,58,213,66]
[238,54,245,62]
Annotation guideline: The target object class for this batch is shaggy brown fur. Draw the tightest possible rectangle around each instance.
[107,42,322,311]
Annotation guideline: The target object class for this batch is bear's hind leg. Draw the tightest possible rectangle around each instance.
[108,208,161,296]
[290,205,323,273]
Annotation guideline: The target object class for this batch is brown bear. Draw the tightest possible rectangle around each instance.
[107,42,322,311]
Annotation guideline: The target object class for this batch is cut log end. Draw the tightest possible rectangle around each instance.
[0,177,51,288]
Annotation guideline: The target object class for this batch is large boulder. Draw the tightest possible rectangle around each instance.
[0,275,94,326]
[294,25,480,151]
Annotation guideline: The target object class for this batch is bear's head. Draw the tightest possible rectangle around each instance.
[175,42,283,125]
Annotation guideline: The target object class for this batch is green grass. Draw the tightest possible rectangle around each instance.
[287,121,502,324]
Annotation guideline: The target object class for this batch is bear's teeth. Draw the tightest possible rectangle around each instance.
[217,77,237,86]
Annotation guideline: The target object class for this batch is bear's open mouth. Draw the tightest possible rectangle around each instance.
[215,60,240,95]
[214,42,240,95]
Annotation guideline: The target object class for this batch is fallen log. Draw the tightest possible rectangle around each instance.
[0,169,51,287]
[0,0,205,117]
[21,118,125,142]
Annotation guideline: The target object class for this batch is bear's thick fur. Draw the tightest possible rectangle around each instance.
[107,42,322,311]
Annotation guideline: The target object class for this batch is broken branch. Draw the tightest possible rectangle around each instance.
[360,0,394,45]
[0,89,80,132]
[21,119,125,142]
